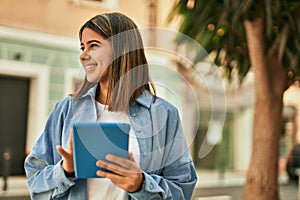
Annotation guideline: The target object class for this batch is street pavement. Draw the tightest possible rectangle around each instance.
[0,170,298,200]
[193,183,298,200]
[193,170,298,200]
[0,176,29,200]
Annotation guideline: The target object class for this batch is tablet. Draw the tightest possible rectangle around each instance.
[72,122,130,178]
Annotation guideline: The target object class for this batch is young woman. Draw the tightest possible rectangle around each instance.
[24,12,197,200]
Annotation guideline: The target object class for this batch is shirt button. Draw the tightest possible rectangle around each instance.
[130,112,136,117]
[149,183,154,190]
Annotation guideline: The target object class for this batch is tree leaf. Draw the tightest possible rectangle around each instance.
[166,0,300,82]
[233,0,254,24]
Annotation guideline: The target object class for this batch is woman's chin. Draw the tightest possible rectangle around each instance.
[87,77,100,83]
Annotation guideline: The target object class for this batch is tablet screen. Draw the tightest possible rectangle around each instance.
[72,122,130,178]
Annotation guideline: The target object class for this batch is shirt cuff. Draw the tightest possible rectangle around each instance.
[129,172,165,199]
[53,160,76,193]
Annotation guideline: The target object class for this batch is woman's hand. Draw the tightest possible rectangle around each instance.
[96,152,144,193]
[56,130,74,174]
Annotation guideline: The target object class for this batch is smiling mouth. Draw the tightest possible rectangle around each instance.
[85,64,97,72]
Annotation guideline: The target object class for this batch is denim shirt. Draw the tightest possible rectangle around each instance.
[24,86,197,200]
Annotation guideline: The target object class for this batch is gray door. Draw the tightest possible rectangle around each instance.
[0,74,29,176]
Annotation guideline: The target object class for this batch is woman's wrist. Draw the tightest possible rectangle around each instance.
[131,172,145,193]
[61,160,75,177]
[64,170,75,178]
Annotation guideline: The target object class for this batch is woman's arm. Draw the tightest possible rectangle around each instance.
[24,99,76,199]
[130,153,197,200]
[130,103,198,199]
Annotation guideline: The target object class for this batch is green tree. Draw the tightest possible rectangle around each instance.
[168,0,300,199]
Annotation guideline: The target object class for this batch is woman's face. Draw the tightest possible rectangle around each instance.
[80,28,112,83]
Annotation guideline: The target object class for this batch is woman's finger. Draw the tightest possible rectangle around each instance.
[96,160,129,175]
[128,152,135,161]
[105,154,137,170]
[56,145,69,159]
[97,159,141,176]
[68,130,73,152]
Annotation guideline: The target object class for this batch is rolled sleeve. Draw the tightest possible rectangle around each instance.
[129,161,197,200]
[52,160,76,196]
[129,172,166,199]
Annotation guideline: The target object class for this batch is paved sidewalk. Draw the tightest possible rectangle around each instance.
[194,170,298,200]
[0,176,29,199]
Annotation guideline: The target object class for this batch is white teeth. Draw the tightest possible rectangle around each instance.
[85,64,97,70]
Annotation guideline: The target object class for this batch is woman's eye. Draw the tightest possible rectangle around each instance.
[90,43,99,48]
[80,43,100,52]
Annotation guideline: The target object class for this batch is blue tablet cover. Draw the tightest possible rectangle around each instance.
[72,122,130,178]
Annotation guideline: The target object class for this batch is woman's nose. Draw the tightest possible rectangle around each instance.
[80,50,90,61]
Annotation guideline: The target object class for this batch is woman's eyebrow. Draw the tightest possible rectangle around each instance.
[80,40,103,46]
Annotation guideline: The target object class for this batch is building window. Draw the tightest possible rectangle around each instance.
[71,0,118,10]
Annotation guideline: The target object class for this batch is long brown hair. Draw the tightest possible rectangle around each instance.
[73,12,156,111]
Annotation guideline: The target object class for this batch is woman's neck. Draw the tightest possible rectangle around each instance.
[96,82,109,105]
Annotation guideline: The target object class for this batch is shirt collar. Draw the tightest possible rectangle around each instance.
[135,90,154,109]
[79,84,154,109]
[77,84,97,100]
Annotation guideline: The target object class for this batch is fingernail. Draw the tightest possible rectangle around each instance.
[96,161,101,166]
[97,170,103,177]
